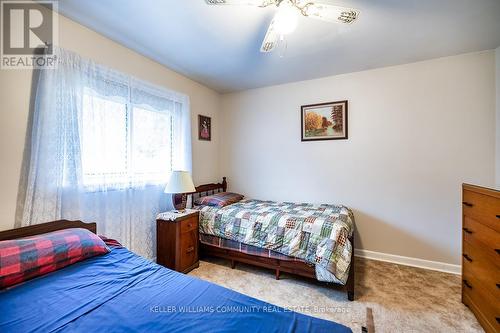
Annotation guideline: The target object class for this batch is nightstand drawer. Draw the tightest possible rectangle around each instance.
[179,230,198,271]
[180,216,198,234]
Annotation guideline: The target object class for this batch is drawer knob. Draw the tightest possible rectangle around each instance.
[496,249,500,255]
[463,279,473,289]
[497,283,500,289]
[462,202,473,207]
[462,254,473,262]
[496,214,500,219]
[462,227,473,234]
[497,317,500,324]
[186,246,194,253]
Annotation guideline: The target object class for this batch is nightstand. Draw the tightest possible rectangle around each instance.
[156,210,199,273]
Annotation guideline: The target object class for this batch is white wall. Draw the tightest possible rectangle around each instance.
[0,12,221,231]
[221,51,496,265]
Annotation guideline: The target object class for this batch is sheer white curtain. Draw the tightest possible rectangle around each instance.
[19,47,192,259]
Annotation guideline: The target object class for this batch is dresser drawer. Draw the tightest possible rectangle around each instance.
[462,241,500,296]
[462,279,500,333]
[463,217,500,267]
[463,189,500,233]
[180,216,198,234]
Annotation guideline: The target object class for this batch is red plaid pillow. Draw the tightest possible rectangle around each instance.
[194,192,244,207]
[0,228,109,289]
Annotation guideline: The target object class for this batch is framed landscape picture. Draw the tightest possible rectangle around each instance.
[198,115,211,141]
[301,100,348,141]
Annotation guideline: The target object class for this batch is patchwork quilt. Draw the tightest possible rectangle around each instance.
[198,199,355,284]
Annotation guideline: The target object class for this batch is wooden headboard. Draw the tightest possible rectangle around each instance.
[174,177,227,207]
[0,220,97,241]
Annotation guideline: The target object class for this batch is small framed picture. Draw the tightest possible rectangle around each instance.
[301,100,348,141]
[198,115,211,141]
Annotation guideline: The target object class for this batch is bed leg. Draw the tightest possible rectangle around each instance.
[275,268,280,280]
[364,307,375,333]
[231,260,236,269]
[346,235,355,301]
[347,290,354,302]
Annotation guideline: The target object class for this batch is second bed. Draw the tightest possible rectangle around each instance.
[183,177,356,301]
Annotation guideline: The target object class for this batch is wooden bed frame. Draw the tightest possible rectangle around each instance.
[190,177,356,301]
[0,220,96,241]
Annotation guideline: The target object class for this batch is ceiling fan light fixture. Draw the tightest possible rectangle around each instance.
[338,10,359,24]
[205,0,361,54]
[273,1,298,35]
[304,4,359,24]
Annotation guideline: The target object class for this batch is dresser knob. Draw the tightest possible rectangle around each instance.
[186,246,194,253]
[462,254,473,262]
[462,227,473,234]
[496,215,500,219]
[463,280,473,289]
[496,283,500,289]
[497,317,500,324]
[462,202,473,207]
[496,249,500,255]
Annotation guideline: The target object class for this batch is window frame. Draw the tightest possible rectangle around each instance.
[80,85,174,190]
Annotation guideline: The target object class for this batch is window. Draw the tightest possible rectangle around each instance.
[81,88,172,189]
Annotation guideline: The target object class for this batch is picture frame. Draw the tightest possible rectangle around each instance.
[301,100,348,141]
[198,115,211,141]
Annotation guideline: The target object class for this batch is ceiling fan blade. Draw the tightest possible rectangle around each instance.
[205,0,276,7]
[301,3,360,24]
[260,19,279,53]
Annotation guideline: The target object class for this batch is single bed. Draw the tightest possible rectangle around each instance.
[181,177,356,301]
[0,220,352,333]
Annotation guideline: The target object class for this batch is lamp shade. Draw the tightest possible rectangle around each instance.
[164,171,196,194]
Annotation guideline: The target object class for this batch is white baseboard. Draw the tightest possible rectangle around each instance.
[354,249,461,275]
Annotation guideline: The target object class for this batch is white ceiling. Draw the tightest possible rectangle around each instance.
[57,0,500,93]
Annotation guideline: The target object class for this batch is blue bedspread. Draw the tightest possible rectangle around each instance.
[0,246,352,333]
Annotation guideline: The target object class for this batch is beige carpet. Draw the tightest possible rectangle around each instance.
[189,257,483,332]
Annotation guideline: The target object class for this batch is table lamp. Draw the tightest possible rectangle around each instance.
[164,171,196,212]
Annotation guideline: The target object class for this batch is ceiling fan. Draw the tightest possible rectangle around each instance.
[204,0,360,53]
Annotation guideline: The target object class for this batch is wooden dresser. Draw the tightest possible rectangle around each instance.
[461,184,500,333]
